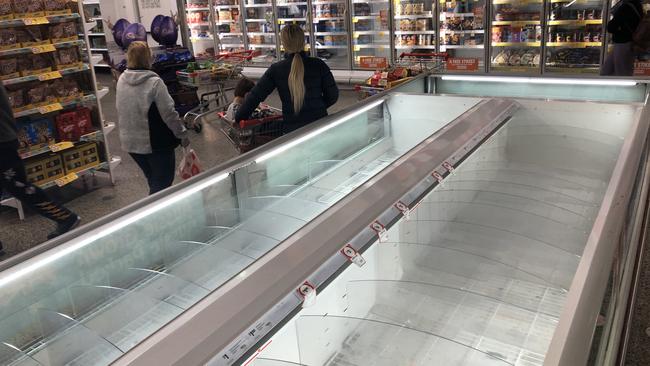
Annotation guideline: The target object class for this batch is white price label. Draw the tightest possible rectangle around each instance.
[341,244,366,267]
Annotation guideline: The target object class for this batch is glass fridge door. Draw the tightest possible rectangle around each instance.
[490,0,544,74]
[186,0,217,60]
[243,0,278,65]
[312,0,351,69]
[215,0,246,52]
[276,0,311,56]
[351,0,391,69]
[393,0,437,57]
[439,0,487,73]
[544,0,605,73]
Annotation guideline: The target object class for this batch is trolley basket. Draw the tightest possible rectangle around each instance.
[217,106,283,153]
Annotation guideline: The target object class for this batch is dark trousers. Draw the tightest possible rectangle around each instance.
[602,42,635,76]
[0,146,73,223]
[130,150,175,195]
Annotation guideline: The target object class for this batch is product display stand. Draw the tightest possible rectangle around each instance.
[82,0,110,69]
[0,0,120,220]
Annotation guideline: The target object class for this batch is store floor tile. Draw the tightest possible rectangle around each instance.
[0,73,360,259]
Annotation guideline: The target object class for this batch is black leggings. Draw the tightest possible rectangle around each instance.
[130,150,176,195]
[0,147,73,223]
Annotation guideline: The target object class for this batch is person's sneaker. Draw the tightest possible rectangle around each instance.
[47,215,81,240]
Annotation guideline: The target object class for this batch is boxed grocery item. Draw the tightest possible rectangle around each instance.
[0,0,13,20]
[12,0,45,17]
[25,82,53,106]
[62,142,100,174]
[44,0,70,15]
[7,88,26,111]
[19,54,52,76]
[16,118,56,151]
[55,107,93,141]
[17,26,49,46]
[25,153,64,186]
[0,58,19,80]
[49,22,77,43]
[53,47,81,69]
[49,78,82,102]
[0,28,17,50]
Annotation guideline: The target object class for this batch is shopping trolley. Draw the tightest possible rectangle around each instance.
[216,105,283,153]
[177,50,257,132]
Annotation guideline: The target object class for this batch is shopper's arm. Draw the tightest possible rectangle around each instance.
[321,64,339,108]
[236,68,276,122]
[153,78,188,139]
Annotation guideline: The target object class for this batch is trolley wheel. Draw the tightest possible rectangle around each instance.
[193,122,203,133]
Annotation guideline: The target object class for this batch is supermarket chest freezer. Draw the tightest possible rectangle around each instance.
[0,87,648,366]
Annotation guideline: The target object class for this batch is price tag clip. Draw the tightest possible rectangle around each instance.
[49,141,73,152]
[296,281,317,308]
[38,70,62,81]
[341,244,366,267]
[31,44,56,54]
[38,102,63,114]
[394,201,411,220]
[370,220,388,242]
[55,172,78,187]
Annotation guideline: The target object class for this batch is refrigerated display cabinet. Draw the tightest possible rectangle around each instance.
[544,0,605,73]
[490,0,544,73]
[312,0,351,68]
[186,0,218,59]
[243,0,278,65]
[276,0,312,56]
[351,0,391,69]
[393,0,437,56]
[439,0,486,72]
[2,77,649,366]
[215,0,247,52]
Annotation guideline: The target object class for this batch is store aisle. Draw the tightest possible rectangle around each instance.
[0,73,359,260]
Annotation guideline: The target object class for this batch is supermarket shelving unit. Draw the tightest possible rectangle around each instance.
[81,0,110,69]
[0,2,120,220]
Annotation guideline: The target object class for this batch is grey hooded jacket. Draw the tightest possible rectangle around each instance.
[116,69,187,154]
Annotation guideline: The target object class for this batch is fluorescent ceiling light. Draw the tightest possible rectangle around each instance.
[0,172,230,288]
[441,75,637,87]
[255,99,385,163]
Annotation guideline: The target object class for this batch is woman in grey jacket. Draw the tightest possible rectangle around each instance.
[116,42,189,195]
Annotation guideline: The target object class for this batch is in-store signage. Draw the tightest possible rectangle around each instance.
[447,57,479,71]
[359,56,387,69]
[634,61,650,76]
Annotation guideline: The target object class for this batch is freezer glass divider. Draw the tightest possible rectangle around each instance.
[351,0,391,69]
[311,0,352,68]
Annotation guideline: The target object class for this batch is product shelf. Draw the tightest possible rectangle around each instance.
[14,94,97,119]
[546,42,602,47]
[187,7,210,11]
[441,29,485,34]
[18,126,104,160]
[395,45,437,49]
[440,12,476,17]
[276,1,308,5]
[215,4,240,9]
[354,30,388,35]
[0,13,81,29]
[313,17,346,21]
[492,20,541,26]
[441,44,484,49]
[40,161,108,189]
[244,3,273,7]
[312,0,347,4]
[547,19,602,26]
[3,65,89,86]
[314,31,348,35]
[394,30,437,35]
[0,40,84,57]
[492,41,541,47]
[394,12,434,19]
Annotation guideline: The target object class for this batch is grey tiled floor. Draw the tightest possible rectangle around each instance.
[0,73,359,258]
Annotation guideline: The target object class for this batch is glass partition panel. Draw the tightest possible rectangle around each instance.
[434,77,648,103]
[0,95,483,366]
[243,0,278,65]
[312,0,350,69]
[351,0,391,69]
[250,97,638,366]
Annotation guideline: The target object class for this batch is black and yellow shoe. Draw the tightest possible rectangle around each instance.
[47,215,81,240]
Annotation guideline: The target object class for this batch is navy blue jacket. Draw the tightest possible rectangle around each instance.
[235,52,339,133]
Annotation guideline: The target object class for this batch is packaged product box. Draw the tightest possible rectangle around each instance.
[25,153,64,186]
[16,118,55,151]
[62,142,100,174]
[12,0,45,18]
[44,0,70,15]
[0,28,18,50]
[54,110,79,141]
[17,26,49,46]
[53,47,82,70]
[0,58,19,80]
[0,0,13,20]
[49,22,77,43]
[19,54,52,76]
[7,88,26,111]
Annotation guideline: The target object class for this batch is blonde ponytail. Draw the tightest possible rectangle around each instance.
[281,24,306,114]
[289,54,305,114]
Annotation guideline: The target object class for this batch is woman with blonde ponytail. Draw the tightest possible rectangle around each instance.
[236,24,339,134]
